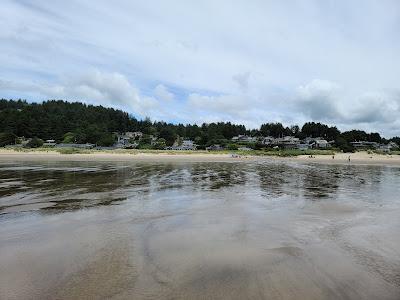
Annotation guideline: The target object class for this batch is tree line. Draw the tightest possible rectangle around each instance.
[0,99,398,151]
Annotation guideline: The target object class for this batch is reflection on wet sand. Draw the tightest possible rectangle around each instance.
[0,160,399,299]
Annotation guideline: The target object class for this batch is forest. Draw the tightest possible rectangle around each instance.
[0,99,399,150]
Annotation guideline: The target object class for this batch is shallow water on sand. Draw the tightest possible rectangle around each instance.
[0,160,400,300]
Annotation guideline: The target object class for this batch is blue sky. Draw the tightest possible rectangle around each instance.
[1,0,400,136]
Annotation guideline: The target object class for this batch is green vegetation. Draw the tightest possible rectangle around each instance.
[25,137,43,148]
[262,149,335,157]
[1,146,335,157]
[55,148,91,154]
[0,99,398,152]
[0,132,17,147]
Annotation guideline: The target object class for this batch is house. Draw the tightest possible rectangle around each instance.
[312,139,330,149]
[17,137,31,147]
[261,136,275,146]
[350,141,379,150]
[206,144,224,151]
[167,140,197,150]
[149,135,158,145]
[231,135,256,143]
[43,139,56,147]
[378,144,391,153]
[181,140,196,150]
[125,132,143,139]
[274,136,300,149]
[116,135,130,148]
[116,133,138,148]
[379,142,398,152]
[388,141,399,150]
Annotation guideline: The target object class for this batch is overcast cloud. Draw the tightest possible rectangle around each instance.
[1,0,400,136]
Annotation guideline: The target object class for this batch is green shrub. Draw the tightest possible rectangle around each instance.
[226,143,238,150]
[25,137,44,148]
[0,132,17,147]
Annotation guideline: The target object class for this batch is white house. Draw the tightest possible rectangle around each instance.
[168,140,197,150]
[43,139,56,147]
[274,136,300,149]
[116,133,138,148]
[231,135,256,143]
[388,141,399,150]
[350,141,379,149]
[125,131,143,139]
[379,142,398,152]
[313,139,330,149]
[261,136,275,146]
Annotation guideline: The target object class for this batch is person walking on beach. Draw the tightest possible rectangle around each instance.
[348,156,351,162]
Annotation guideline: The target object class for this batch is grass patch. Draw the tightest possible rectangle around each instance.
[261,149,335,157]
[55,148,91,154]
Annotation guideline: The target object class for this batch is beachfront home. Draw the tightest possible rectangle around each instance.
[149,135,158,145]
[388,141,399,150]
[43,139,56,147]
[115,132,139,148]
[379,144,391,153]
[312,139,330,149]
[116,134,131,148]
[350,141,379,150]
[167,140,197,150]
[231,135,256,143]
[206,144,224,151]
[125,132,143,139]
[379,142,398,152]
[261,136,275,146]
[274,136,300,149]
[15,137,31,147]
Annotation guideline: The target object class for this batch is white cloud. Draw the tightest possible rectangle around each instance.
[154,84,174,101]
[295,79,343,121]
[232,72,251,91]
[0,70,158,116]
[293,79,400,136]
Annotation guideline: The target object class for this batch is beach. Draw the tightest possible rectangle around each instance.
[0,148,400,166]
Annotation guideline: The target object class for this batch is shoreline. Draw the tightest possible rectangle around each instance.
[0,149,400,166]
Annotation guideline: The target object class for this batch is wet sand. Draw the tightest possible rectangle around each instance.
[0,160,400,299]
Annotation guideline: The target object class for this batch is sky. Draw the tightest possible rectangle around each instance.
[1,0,400,136]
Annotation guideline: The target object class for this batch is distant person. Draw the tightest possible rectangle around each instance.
[348,156,351,162]
[332,155,335,159]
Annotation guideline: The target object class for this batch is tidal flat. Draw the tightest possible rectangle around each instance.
[0,160,399,299]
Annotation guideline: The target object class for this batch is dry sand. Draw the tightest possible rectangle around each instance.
[295,151,400,166]
[0,148,399,166]
[0,149,248,162]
